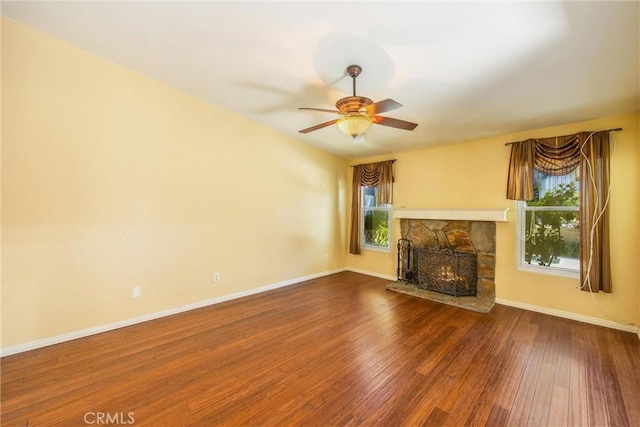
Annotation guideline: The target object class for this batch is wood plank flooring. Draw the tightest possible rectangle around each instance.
[2,271,639,426]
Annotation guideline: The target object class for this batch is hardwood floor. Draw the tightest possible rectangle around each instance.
[2,271,639,426]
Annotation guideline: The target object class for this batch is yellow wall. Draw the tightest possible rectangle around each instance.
[1,18,347,348]
[347,113,640,328]
[2,17,638,350]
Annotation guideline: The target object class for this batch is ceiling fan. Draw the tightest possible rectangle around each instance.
[298,64,418,141]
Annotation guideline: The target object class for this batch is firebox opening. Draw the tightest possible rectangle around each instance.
[412,247,477,297]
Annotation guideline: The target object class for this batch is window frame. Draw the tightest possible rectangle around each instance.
[361,186,392,253]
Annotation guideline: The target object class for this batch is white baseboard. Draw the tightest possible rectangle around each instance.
[495,298,639,335]
[344,267,396,282]
[1,268,347,357]
[6,270,635,357]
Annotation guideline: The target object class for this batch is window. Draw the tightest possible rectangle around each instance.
[517,169,579,278]
[361,186,391,251]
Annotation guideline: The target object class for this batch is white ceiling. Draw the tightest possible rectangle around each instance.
[2,1,639,158]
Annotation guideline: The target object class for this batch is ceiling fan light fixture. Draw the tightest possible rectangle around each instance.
[336,115,372,138]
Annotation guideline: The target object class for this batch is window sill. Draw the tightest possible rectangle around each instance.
[517,263,579,279]
[363,245,391,254]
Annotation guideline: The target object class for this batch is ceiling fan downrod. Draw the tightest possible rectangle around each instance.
[346,64,362,97]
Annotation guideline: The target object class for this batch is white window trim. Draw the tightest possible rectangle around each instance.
[516,201,579,279]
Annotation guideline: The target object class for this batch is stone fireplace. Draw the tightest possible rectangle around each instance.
[386,208,508,313]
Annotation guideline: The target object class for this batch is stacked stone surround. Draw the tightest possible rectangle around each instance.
[387,219,496,313]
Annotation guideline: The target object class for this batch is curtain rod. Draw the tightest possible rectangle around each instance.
[504,128,622,146]
[350,159,397,167]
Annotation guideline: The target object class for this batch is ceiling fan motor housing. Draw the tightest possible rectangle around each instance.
[336,96,373,114]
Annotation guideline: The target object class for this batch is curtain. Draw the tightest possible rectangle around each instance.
[349,166,364,255]
[506,141,535,200]
[349,160,394,255]
[506,134,582,200]
[534,134,581,176]
[506,131,611,292]
[579,131,611,293]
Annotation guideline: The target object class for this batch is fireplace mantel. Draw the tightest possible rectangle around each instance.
[392,207,509,222]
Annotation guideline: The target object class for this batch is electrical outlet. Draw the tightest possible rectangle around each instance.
[213,272,220,282]
[324,253,329,261]
[132,286,141,298]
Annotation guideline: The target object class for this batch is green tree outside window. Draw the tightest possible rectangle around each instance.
[525,181,579,266]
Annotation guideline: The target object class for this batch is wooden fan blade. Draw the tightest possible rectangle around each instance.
[365,98,402,115]
[298,107,341,114]
[373,115,418,131]
[299,119,339,134]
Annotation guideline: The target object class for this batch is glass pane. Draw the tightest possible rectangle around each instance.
[523,169,579,271]
[362,186,377,207]
[529,169,579,205]
[363,209,390,248]
[524,209,579,270]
